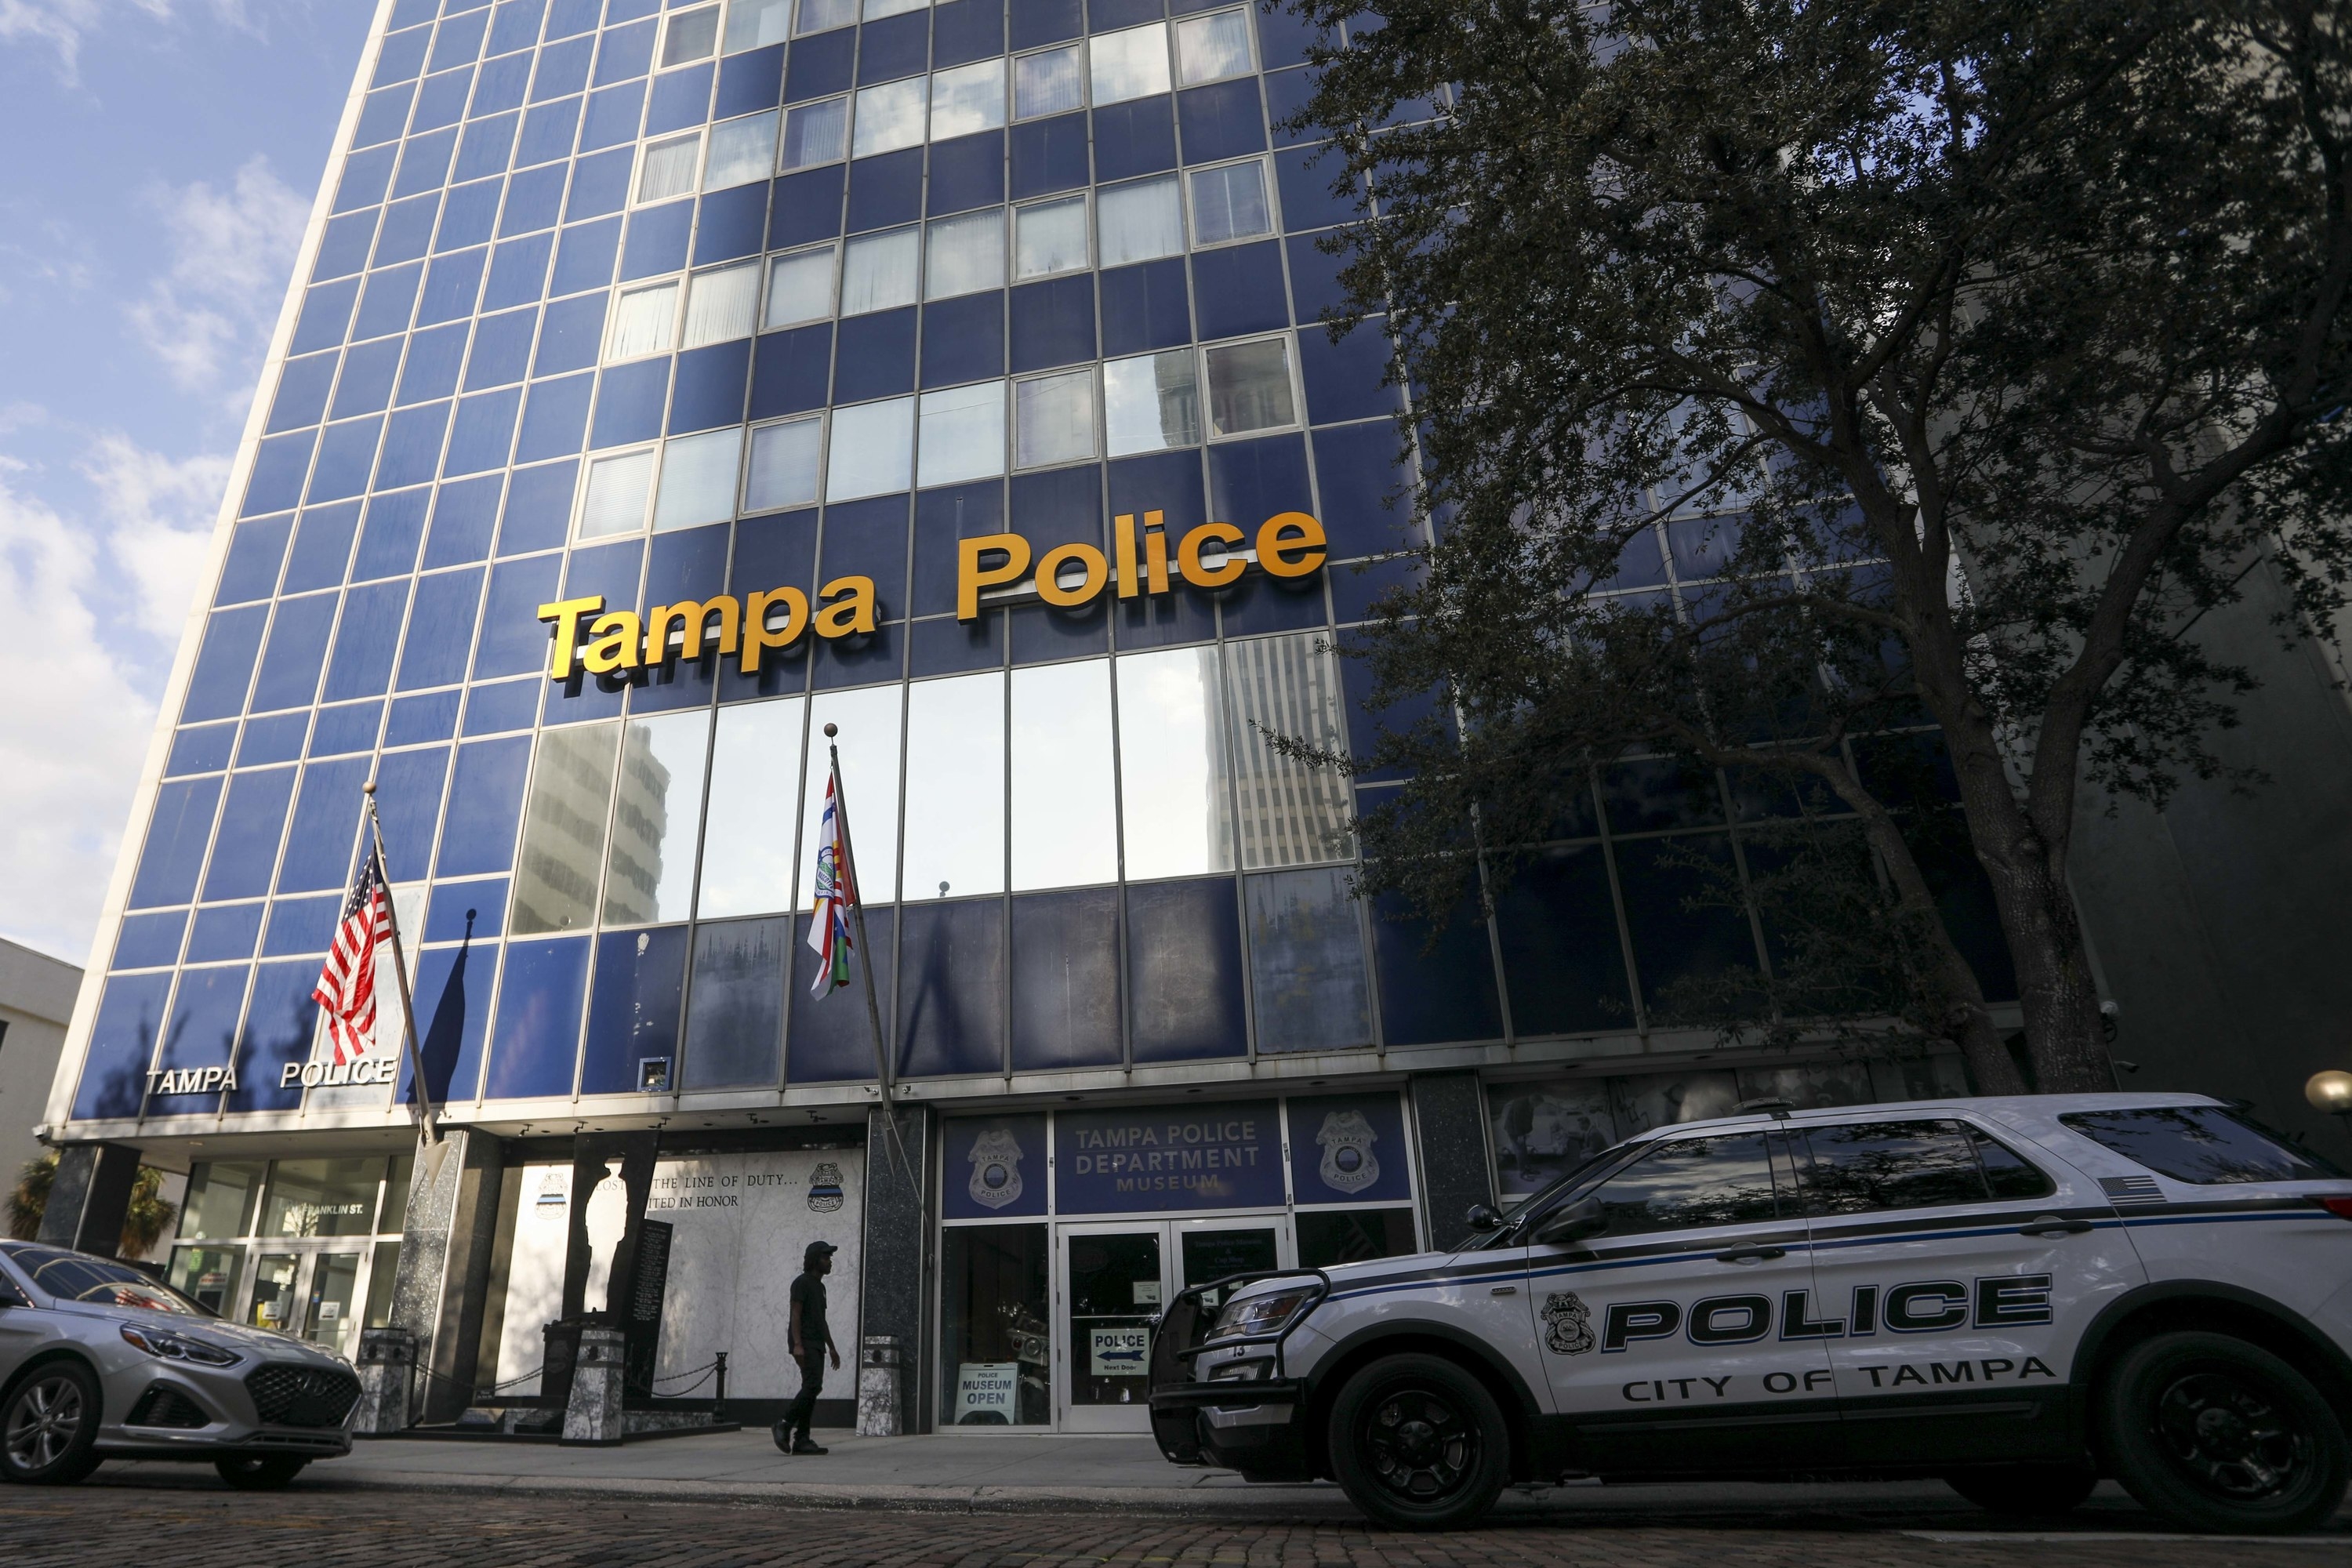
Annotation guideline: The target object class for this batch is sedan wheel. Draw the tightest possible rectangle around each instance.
[1,1364,103,1486]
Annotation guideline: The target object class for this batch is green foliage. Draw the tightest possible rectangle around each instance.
[1277,0,2352,1091]
[6,1155,50,1242]
[6,1152,181,1258]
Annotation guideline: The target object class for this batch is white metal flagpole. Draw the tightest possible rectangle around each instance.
[822,723,916,1190]
[362,781,441,1148]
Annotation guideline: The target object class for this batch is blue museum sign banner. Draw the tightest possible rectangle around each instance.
[1052,1100,1285,1214]
[1286,1094,1414,1206]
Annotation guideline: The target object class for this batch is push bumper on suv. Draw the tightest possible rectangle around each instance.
[1146,1270,1327,1482]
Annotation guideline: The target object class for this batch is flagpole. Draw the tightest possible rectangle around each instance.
[363,782,441,1148]
[821,723,915,1190]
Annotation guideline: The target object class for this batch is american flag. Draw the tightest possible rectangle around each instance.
[314,845,392,1065]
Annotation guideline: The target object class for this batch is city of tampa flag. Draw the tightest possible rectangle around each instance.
[806,771,855,996]
[314,845,391,1065]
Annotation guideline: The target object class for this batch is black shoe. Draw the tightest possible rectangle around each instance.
[771,1421,794,1453]
[790,1438,829,1455]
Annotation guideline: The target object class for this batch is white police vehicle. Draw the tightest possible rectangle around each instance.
[1148,1094,2352,1533]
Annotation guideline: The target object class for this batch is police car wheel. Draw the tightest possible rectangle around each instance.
[1327,1353,1509,1530]
[1943,1462,2097,1517]
[2099,1330,2350,1534]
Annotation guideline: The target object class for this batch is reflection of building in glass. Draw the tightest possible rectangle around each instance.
[601,725,677,926]
[1225,635,1352,869]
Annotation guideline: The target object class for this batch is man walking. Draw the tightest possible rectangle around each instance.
[775,1240,840,1454]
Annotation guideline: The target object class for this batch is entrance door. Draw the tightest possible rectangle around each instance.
[238,1247,372,1357]
[1055,1217,1292,1432]
[1058,1223,1169,1432]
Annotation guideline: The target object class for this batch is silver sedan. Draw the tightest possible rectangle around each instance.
[0,1240,358,1488]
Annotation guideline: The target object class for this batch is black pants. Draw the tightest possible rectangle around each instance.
[783,1352,825,1437]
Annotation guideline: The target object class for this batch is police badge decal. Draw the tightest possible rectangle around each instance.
[807,1162,845,1213]
[1543,1291,1595,1356]
[967,1127,1024,1210]
[1315,1109,1380,1195]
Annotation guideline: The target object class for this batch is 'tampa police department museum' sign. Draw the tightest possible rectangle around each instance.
[1053,1101,1286,1214]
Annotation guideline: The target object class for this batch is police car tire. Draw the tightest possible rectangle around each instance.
[1943,1462,2097,1517]
[2098,1330,2350,1535]
[1326,1352,1510,1531]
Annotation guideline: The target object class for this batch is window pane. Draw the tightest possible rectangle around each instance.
[1014,195,1087,280]
[1224,631,1351,867]
[925,209,1005,301]
[682,263,760,347]
[798,683,903,901]
[652,427,743,530]
[1096,176,1183,267]
[724,0,792,53]
[696,696,804,918]
[1189,160,1270,245]
[781,96,849,168]
[931,57,1007,140]
[1203,336,1296,436]
[826,396,915,499]
[917,381,1006,487]
[745,417,822,511]
[1102,350,1200,456]
[512,721,620,934]
[1116,645,1232,880]
[1797,1121,1987,1214]
[1247,866,1372,1052]
[1089,22,1171,107]
[764,245,836,328]
[664,5,722,66]
[903,671,1004,899]
[637,134,702,204]
[607,280,679,360]
[865,0,926,16]
[1014,44,1083,119]
[2059,1106,2346,1183]
[601,710,712,924]
[579,449,655,536]
[797,0,855,34]
[703,111,779,191]
[852,77,927,159]
[841,227,920,314]
[1010,659,1116,890]
[1174,9,1253,85]
[1014,368,1095,469]
[1588,1133,1780,1238]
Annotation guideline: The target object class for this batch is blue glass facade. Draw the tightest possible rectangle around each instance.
[64,0,1985,1139]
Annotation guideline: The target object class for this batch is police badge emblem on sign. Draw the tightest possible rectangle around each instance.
[1316,1109,1380,1195]
[1543,1291,1595,1356]
[807,1162,845,1213]
[967,1127,1024,1210]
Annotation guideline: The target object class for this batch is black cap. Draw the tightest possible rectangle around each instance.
[804,1240,837,1263]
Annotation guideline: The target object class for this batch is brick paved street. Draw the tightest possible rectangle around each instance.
[0,1476,2343,1568]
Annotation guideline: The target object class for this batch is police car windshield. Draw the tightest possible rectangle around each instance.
[1498,1143,1632,1224]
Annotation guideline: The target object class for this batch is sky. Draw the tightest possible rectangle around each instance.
[0,0,376,966]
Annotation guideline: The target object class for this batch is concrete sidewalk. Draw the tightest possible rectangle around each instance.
[90,1426,2007,1523]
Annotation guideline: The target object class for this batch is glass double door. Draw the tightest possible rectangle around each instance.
[1055,1217,1289,1433]
[244,1246,369,1356]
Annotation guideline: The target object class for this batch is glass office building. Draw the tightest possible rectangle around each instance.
[45,0,1978,1429]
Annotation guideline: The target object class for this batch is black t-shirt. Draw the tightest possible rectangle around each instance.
[789,1272,831,1355]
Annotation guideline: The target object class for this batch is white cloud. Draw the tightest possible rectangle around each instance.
[124,156,309,396]
[82,434,230,628]
[0,0,172,81]
[0,456,165,964]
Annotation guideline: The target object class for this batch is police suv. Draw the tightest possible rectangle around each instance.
[1147,1094,2352,1533]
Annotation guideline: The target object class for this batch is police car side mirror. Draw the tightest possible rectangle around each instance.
[1465,1202,1504,1233]
[1534,1198,1609,1246]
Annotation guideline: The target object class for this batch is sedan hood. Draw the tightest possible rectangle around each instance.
[52,1300,346,1362]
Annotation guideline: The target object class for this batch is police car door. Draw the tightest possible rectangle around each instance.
[1526,1126,1840,1472]
[1795,1116,2143,1466]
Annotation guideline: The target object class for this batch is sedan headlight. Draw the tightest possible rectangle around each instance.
[1207,1285,1319,1342]
[121,1323,241,1367]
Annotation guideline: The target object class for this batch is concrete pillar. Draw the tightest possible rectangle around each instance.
[561,1325,628,1446]
[353,1327,418,1434]
[387,1129,507,1423]
[859,1105,931,1434]
[1410,1071,1496,1253]
[34,1143,141,1256]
